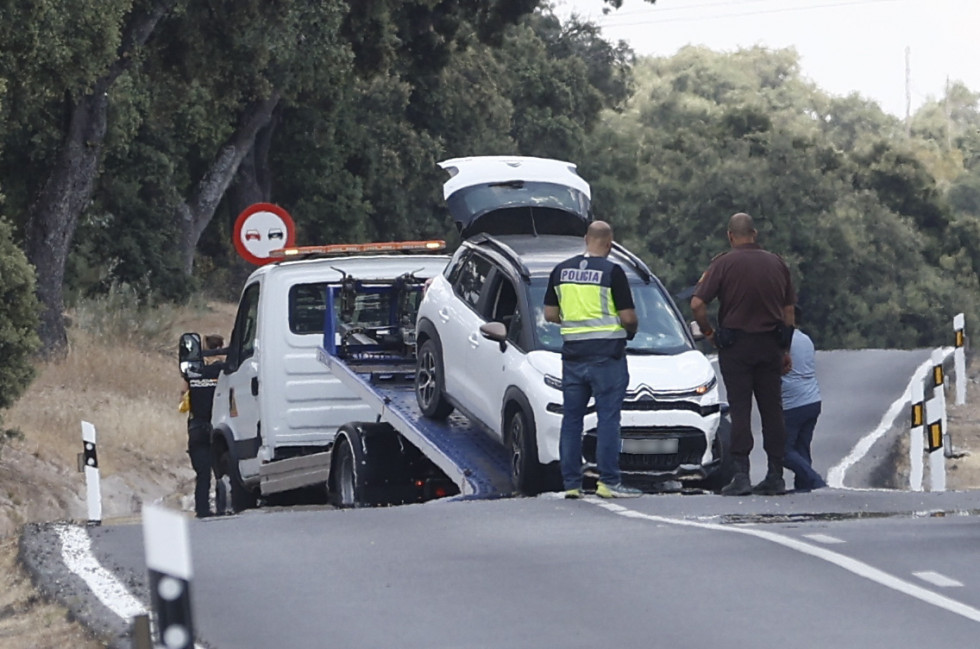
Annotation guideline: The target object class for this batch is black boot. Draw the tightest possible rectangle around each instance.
[721,456,752,496]
[752,459,786,496]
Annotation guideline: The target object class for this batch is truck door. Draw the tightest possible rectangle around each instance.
[216,282,262,457]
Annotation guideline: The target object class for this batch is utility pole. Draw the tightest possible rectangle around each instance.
[904,46,912,135]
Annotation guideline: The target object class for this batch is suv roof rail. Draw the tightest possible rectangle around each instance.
[611,242,652,284]
[468,234,532,281]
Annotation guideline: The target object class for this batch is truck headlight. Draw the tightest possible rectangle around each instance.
[544,374,562,391]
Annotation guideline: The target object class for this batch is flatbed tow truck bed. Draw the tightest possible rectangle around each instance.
[318,348,514,500]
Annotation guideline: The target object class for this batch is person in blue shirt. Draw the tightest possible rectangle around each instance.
[782,308,827,491]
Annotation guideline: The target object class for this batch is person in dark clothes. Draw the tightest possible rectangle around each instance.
[180,333,225,517]
[691,212,796,496]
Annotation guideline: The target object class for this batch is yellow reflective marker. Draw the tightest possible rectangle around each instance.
[927,422,943,452]
[911,402,924,427]
[955,329,964,348]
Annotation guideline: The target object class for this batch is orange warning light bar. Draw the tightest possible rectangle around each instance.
[270,240,446,258]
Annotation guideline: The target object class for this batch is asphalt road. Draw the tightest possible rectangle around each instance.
[23,347,979,649]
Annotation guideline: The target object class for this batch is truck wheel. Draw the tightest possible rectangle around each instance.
[508,406,543,496]
[330,438,361,508]
[217,448,257,512]
[416,339,454,419]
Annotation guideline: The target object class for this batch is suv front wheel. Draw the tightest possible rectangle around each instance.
[508,405,543,496]
[416,338,454,419]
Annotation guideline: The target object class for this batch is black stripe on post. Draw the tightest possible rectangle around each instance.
[84,441,98,469]
[149,568,194,649]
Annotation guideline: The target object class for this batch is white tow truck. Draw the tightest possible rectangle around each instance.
[178,240,514,510]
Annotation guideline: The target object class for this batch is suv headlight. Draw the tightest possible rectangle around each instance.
[544,374,563,391]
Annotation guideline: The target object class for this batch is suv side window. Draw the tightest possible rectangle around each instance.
[453,252,494,310]
[485,272,527,350]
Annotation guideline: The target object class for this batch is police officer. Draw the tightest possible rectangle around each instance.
[544,220,641,499]
[691,213,796,496]
[181,334,225,517]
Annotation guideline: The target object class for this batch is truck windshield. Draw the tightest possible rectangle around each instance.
[527,281,692,355]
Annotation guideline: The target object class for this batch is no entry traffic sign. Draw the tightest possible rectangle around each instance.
[232,203,296,265]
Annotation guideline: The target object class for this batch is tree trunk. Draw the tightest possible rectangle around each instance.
[229,106,280,216]
[24,1,177,358]
[179,92,282,275]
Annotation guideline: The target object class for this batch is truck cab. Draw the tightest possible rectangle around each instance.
[208,246,449,509]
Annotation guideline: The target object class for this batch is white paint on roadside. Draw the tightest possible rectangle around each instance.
[56,522,207,649]
[56,523,146,619]
[589,498,980,624]
[828,351,952,489]
[914,571,964,588]
[803,533,845,544]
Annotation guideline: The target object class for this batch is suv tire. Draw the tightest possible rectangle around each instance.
[416,339,454,419]
[508,405,543,496]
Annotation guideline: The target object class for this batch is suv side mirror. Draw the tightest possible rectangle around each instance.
[179,332,204,377]
[479,322,508,352]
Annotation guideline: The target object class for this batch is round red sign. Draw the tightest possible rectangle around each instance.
[232,203,296,265]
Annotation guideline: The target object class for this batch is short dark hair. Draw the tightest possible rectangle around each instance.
[205,334,224,350]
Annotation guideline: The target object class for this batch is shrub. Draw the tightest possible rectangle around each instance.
[0,217,41,414]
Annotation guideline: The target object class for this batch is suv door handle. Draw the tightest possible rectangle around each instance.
[251,377,259,396]
[438,307,450,322]
[468,333,480,347]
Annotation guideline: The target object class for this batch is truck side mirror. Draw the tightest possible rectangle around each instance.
[179,332,203,377]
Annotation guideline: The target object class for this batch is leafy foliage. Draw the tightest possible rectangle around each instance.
[0,217,40,412]
[1,1,980,354]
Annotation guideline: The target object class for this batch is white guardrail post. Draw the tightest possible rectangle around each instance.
[909,382,925,492]
[926,349,947,491]
[80,421,102,525]
[954,313,966,406]
[142,503,195,649]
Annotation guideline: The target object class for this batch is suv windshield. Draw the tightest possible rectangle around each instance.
[528,281,692,355]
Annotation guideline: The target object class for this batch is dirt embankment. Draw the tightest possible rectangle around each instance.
[0,300,236,648]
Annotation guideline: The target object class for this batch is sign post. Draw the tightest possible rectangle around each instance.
[142,504,195,649]
[81,421,102,525]
[954,313,966,405]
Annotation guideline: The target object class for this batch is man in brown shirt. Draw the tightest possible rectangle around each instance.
[691,212,796,496]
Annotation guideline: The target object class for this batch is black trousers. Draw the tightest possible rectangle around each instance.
[187,421,212,518]
[718,331,786,468]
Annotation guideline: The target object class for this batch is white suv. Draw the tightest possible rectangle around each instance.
[415,156,723,494]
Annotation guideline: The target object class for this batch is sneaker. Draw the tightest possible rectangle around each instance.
[596,481,642,498]
[564,488,582,499]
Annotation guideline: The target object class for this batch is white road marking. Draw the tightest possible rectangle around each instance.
[56,522,206,648]
[828,350,952,488]
[803,533,845,544]
[589,498,980,623]
[914,571,964,588]
[56,523,146,619]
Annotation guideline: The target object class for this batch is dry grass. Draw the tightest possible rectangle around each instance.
[0,295,237,648]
